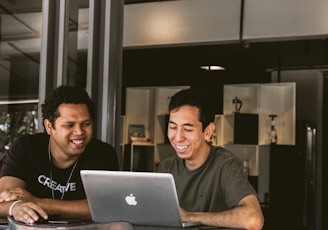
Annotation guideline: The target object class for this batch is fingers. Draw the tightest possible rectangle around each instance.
[12,202,48,225]
[0,188,31,203]
[179,208,188,220]
[0,189,19,202]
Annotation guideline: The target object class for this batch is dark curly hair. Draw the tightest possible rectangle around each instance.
[41,85,95,129]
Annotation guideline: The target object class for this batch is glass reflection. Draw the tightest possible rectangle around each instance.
[0,0,91,164]
[66,0,89,88]
[0,0,42,163]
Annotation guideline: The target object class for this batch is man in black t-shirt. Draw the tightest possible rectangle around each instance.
[0,85,119,224]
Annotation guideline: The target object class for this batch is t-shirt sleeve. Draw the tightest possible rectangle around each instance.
[102,143,119,170]
[221,157,257,208]
[157,156,176,173]
[157,160,167,173]
[83,139,120,171]
[0,134,29,179]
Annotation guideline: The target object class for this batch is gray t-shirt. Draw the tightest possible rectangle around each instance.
[158,145,257,212]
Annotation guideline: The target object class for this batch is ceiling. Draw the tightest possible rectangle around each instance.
[1,0,328,98]
[125,0,165,4]
[122,39,328,86]
[0,0,169,14]
[121,38,328,115]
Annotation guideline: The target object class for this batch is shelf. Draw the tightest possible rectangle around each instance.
[122,144,155,172]
[222,83,295,145]
[211,115,223,146]
[223,84,259,115]
[123,86,189,171]
[219,82,296,203]
[131,141,154,146]
[259,83,296,145]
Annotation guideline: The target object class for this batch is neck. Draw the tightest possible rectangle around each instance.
[51,155,79,169]
[185,144,211,170]
[48,141,79,169]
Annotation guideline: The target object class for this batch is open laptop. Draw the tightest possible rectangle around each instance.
[80,170,200,228]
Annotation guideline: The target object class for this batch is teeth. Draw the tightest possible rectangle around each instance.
[72,140,83,145]
[176,145,187,150]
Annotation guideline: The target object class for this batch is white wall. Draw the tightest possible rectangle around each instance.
[123,0,241,47]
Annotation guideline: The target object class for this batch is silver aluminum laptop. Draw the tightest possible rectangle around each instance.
[80,170,200,228]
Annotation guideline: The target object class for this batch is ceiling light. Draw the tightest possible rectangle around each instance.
[200,65,225,71]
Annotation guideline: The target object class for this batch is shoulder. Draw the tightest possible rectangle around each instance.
[12,133,49,148]
[204,146,244,175]
[210,146,242,164]
[80,138,119,170]
[15,132,48,141]
[3,133,49,173]
[83,138,117,161]
[158,155,181,172]
[87,138,116,153]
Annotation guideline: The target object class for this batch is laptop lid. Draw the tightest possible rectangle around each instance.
[80,170,183,227]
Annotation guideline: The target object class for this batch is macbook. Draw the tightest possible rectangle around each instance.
[80,170,200,228]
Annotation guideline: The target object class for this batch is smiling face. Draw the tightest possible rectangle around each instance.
[44,103,93,166]
[167,105,214,168]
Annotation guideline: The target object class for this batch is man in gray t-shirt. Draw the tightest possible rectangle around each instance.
[158,88,264,230]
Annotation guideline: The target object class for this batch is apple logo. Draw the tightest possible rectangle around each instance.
[125,193,137,205]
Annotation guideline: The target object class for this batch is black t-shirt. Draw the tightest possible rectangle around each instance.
[0,133,119,200]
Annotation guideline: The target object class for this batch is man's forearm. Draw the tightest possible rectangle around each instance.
[37,198,91,220]
[0,201,13,217]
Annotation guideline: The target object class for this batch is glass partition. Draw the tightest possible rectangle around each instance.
[65,0,89,87]
[0,0,42,162]
[0,0,123,164]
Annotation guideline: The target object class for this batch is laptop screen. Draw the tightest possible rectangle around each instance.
[81,170,183,227]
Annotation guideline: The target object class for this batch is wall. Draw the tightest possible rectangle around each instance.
[123,0,241,47]
[123,0,328,48]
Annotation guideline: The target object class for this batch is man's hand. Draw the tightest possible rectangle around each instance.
[179,208,190,221]
[0,187,38,203]
[10,201,48,224]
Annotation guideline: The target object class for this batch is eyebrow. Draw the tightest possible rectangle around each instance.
[61,119,92,124]
[168,120,194,127]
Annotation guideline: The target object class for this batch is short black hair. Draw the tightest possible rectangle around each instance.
[168,88,216,131]
[41,85,95,128]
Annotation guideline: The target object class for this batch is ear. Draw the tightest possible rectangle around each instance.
[44,119,53,135]
[204,122,215,141]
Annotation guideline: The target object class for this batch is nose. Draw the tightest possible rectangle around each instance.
[174,128,185,142]
[73,125,84,134]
